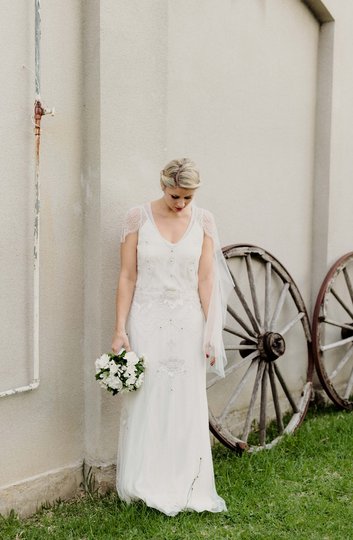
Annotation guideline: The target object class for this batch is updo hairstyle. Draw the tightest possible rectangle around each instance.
[160,158,201,190]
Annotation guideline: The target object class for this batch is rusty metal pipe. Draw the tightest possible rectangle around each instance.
[1,1,44,398]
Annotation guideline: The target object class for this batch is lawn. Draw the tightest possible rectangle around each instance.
[1,404,352,540]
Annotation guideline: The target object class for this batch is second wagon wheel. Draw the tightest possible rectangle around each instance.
[312,252,353,410]
[207,245,314,452]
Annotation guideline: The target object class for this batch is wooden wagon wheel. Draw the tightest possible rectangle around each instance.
[207,245,314,453]
[312,252,353,410]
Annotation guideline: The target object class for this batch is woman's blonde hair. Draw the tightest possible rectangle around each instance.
[160,158,201,190]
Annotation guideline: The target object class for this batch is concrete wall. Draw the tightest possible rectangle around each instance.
[323,1,353,268]
[1,0,353,517]
[0,0,84,516]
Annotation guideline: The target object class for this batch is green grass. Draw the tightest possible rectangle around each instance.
[1,404,352,540]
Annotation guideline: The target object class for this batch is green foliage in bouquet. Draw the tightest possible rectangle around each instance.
[95,349,145,395]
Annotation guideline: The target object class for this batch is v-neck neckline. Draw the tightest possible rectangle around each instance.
[146,202,195,246]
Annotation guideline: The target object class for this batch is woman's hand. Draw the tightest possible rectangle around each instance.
[206,353,216,366]
[112,330,131,354]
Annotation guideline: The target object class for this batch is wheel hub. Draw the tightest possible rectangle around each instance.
[259,332,286,362]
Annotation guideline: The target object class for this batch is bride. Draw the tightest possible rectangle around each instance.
[112,158,233,516]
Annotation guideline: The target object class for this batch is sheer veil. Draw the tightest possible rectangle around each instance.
[199,208,234,378]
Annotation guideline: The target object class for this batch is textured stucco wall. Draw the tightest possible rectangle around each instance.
[82,0,169,468]
[322,1,353,270]
[89,0,319,469]
[0,1,34,391]
[166,0,319,308]
[0,0,84,512]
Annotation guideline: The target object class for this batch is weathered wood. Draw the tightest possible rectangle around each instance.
[331,288,353,320]
[312,252,353,410]
[259,364,268,445]
[227,266,261,334]
[225,345,258,351]
[206,350,259,389]
[273,363,298,413]
[264,262,271,331]
[246,254,262,328]
[226,305,257,338]
[268,362,284,433]
[209,244,313,451]
[343,267,353,305]
[224,325,257,342]
[242,360,266,442]
[270,283,290,331]
[279,312,304,336]
[344,365,353,400]
[323,318,353,331]
[219,358,257,423]
[329,345,353,379]
[320,334,353,352]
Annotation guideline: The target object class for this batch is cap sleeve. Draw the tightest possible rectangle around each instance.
[200,208,218,242]
[120,206,145,242]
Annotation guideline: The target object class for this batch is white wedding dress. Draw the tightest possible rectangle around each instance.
[116,202,230,516]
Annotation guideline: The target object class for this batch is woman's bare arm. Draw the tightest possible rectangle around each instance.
[198,234,215,365]
[198,234,214,317]
[112,232,138,353]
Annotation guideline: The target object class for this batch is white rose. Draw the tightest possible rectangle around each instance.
[135,374,144,388]
[125,351,139,366]
[125,364,136,376]
[95,354,110,371]
[109,361,119,375]
[126,375,137,386]
[107,375,123,391]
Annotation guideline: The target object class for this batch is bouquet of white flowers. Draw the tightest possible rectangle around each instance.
[95,349,145,395]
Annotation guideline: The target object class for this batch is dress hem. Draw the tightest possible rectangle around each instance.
[117,488,227,517]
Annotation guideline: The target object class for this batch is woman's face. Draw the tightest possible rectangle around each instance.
[162,186,196,213]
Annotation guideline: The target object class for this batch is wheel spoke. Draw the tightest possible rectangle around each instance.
[227,267,261,334]
[321,335,353,352]
[322,318,353,331]
[270,283,290,331]
[344,364,353,400]
[331,288,353,320]
[343,267,353,305]
[225,345,258,351]
[268,362,284,433]
[278,312,304,336]
[246,254,262,329]
[207,351,259,389]
[329,344,353,380]
[224,325,257,343]
[242,360,266,442]
[227,305,257,338]
[259,364,268,446]
[273,363,299,413]
[219,358,258,423]
[264,262,271,331]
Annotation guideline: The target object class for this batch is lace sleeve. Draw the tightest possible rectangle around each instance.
[200,208,218,242]
[198,208,234,378]
[120,206,145,242]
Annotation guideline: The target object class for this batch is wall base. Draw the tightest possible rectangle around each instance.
[0,461,83,518]
[82,461,116,496]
